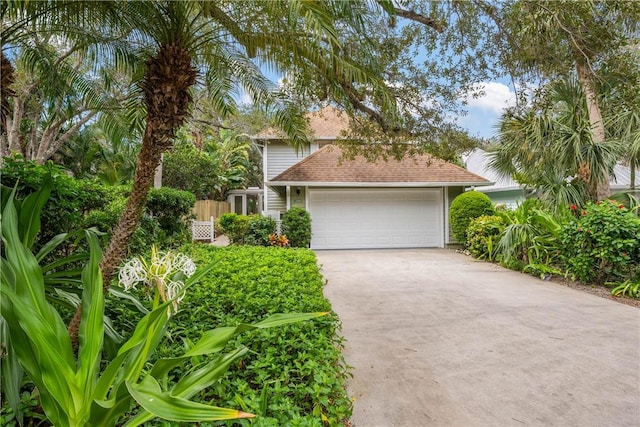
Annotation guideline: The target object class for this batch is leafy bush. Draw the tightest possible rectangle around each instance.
[1,156,106,247]
[560,200,640,284]
[466,215,505,261]
[158,245,352,426]
[146,187,196,234]
[496,199,563,268]
[1,157,194,255]
[245,215,277,246]
[217,212,250,244]
[82,188,194,255]
[282,207,312,248]
[449,191,495,244]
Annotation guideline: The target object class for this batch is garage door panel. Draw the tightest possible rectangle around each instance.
[309,188,442,249]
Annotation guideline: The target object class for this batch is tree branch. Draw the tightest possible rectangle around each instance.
[394,8,444,33]
[37,110,98,163]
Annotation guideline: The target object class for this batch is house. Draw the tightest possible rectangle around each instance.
[465,148,640,207]
[253,107,491,249]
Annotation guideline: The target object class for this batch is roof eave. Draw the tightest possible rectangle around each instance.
[267,181,493,188]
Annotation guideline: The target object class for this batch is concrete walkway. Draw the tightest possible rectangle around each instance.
[316,249,640,427]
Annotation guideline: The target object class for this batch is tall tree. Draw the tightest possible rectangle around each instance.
[1,1,133,147]
[493,0,640,200]
[489,79,621,208]
[54,0,405,342]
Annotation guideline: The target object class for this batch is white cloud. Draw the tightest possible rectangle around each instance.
[240,90,253,105]
[463,82,517,114]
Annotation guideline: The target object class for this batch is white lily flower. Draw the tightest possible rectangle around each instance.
[118,246,197,315]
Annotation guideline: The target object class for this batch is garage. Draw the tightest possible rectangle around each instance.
[266,144,490,249]
[308,188,443,249]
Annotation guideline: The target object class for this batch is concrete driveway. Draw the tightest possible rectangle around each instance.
[316,249,640,427]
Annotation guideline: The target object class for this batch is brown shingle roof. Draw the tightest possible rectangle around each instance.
[253,106,350,140]
[269,145,491,185]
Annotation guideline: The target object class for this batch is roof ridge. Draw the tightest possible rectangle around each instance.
[269,144,490,184]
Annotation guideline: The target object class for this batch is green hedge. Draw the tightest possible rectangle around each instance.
[449,191,495,245]
[118,245,351,426]
[281,208,312,248]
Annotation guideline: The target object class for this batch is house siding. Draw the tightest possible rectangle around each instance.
[264,142,314,211]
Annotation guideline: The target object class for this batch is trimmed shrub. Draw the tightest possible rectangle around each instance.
[217,212,249,244]
[560,200,640,284]
[282,207,312,248]
[245,214,277,246]
[172,245,351,425]
[449,191,495,244]
[467,215,505,261]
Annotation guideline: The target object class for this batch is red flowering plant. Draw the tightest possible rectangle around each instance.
[559,200,640,284]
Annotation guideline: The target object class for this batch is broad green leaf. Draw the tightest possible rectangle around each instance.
[125,377,254,425]
[172,347,248,397]
[41,254,88,273]
[109,285,149,314]
[252,312,328,328]
[76,231,105,418]
[131,348,249,426]
[1,197,75,366]
[181,312,328,359]
[0,286,76,423]
[0,317,24,424]
[17,175,52,248]
[35,232,70,263]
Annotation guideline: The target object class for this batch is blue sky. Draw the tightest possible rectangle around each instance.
[456,81,517,139]
[241,67,518,141]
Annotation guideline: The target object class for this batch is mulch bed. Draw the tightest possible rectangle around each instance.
[547,275,640,308]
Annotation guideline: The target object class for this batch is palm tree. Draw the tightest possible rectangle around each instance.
[489,79,621,207]
[59,1,402,342]
[1,1,134,155]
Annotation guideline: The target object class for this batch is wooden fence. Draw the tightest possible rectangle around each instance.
[193,200,230,220]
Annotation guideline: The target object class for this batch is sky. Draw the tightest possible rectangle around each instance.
[457,81,518,139]
[240,78,518,141]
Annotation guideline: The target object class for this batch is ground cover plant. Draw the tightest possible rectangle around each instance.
[110,245,351,426]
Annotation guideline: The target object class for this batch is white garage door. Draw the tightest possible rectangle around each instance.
[308,188,443,249]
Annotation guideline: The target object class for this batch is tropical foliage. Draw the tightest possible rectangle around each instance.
[489,79,620,206]
[162,129,252,201]
[0,189,326,425]
[461,196,640,298]
[560,200,640,285]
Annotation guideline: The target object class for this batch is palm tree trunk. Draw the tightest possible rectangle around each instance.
[68,42,197,346]
[1,50,16,141]
[575,60,610,201]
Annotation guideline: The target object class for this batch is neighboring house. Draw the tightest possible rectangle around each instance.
[465,148,639,207]
[252,107,491,250]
